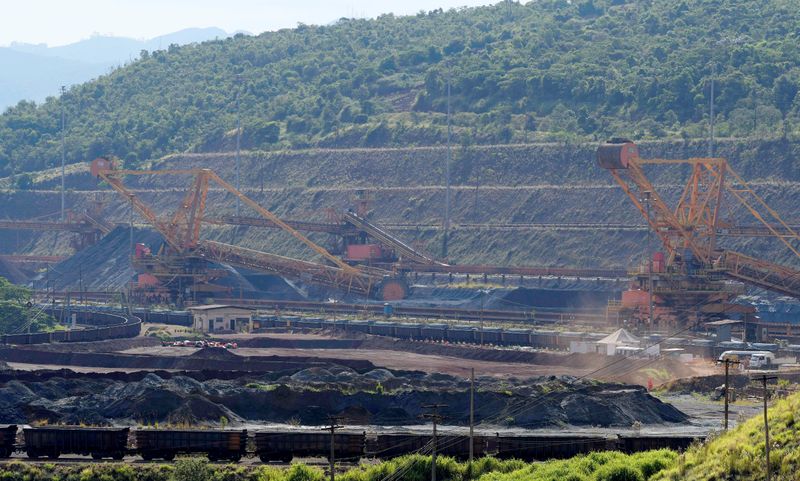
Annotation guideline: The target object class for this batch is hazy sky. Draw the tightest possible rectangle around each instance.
[0,0,497,47]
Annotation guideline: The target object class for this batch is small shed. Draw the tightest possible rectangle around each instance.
[596,328,641,355]
[188,305,254,333]
[705,319,743,343]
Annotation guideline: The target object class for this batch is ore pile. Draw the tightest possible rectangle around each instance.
[0,368,687,428]
[44,226,302,299]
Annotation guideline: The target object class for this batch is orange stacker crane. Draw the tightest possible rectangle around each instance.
[597,139,800,330]
[90,157,410,302]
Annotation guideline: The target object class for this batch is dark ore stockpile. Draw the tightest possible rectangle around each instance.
[0,367,686,428]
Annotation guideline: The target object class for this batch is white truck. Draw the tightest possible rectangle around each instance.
[718,350,776,370]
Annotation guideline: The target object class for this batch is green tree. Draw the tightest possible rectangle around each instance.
[774,71,800,137]
[0,276,55,334]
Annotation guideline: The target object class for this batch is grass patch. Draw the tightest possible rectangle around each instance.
[0,452,676,481]
[655,390,800,480]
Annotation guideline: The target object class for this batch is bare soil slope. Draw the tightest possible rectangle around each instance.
[2,138,799,271]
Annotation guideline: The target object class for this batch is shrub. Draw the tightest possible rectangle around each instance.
[631,450,676,479]
[250,466,286,481]
[172,458,212,481]
[595,463,644,481]
[285,464,324,481]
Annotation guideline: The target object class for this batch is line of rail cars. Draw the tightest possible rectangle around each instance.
[0,426,701,462]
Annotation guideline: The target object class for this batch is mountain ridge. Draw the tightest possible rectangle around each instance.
[0,27,231,110]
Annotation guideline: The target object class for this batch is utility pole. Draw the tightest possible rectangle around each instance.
[752,374,777,481]
[128,199,135,312]
[79,264,84,305]
[752,88,758,137]
[642,191,654,333]
[422,404,447,481]
[469,369,475,472]
[716,358,740,430]
[234,73,244,217]
[129,200,134,261]
[60,85,66,221]
[479,290,485,345]
[323,416,343,481]
[709,63,716,158]
[442,64,452,259]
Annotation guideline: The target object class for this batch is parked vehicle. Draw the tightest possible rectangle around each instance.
[718,350,776,369]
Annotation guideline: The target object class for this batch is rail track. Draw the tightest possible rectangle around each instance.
[215,299,611,325]
[37,291,612,326]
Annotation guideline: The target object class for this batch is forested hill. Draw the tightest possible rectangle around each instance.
[2,0,800,177]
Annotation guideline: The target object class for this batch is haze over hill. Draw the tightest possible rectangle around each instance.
[0,27,230,110]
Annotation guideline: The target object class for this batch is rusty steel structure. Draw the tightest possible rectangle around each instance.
[0,210,111,252]
[91,158,408,301]
[215,212,627,279]
[598,139,800,328]
[0,255,67,264]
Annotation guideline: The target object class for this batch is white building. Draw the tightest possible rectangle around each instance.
[188,305,254,333]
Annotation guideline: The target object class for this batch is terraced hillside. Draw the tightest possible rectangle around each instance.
[0,138,798,273]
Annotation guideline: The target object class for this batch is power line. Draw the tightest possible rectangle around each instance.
[442,62,452,260]
[381,186,800,465]
[469,368,475,471]
[60,85,67,222]
[398,285,791,469]
[234,73,244,217]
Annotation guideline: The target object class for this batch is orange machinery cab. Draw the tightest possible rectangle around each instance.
[137,273,160,287]
[596,138,639,169]
[345,244,385,261]
[90,156,116,177]
[621,289,650,310]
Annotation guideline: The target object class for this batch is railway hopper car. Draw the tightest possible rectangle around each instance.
[135,429,247,461]
[448,325,477,343]
[296,318,324,329]
[23,426,129,460]
[393,323,422,339]
[529,330,558,349]
[345,320,371,334]
[254,431,365,462]
[492,435,617,460]
[420,323,448,341]
[479,327,503,344]
[502,329,532,346]
[252,316,277,329]
[0,425,16,458]
[618,435,699,453]
[370,322,397,336]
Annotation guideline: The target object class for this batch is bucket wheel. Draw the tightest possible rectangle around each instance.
[375,277,410,301]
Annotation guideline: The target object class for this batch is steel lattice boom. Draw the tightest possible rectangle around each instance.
[90,157,401,300]
[598,139,800,299]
